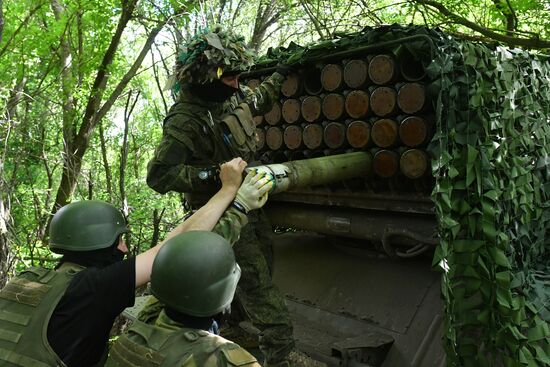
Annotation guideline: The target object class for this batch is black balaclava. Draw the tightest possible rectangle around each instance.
[190,78,238,103]
[56,241,125,269]
[165,307,219,334]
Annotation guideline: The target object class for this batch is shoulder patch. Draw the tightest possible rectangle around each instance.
[221,345,258,366]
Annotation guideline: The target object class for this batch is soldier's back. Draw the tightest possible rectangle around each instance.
[107,319,260,367]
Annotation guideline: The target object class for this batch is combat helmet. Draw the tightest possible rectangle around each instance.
[150,231,241,317]
[173,26,255,88]
[49,200,129,253]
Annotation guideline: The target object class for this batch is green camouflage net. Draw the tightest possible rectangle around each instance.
[427,31,550,366]
[174,26,255,88]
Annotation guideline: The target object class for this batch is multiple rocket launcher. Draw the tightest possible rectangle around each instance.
[247,52,434,194]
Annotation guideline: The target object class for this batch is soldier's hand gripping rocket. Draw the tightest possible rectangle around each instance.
[219,157,247,193]
[233,170,274,213]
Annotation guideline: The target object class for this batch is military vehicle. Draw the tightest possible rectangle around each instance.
[241,24,549,367]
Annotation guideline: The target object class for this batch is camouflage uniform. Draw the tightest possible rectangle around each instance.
[107,310,261,367]
[108,226,260,367]
[147,72,295,364]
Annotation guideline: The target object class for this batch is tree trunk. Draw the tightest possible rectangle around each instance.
[6,77,27,122]
[51,10,172,213]
[50,0,139,212]
[150,208,165,249]
[0,73,28,280]
[98,121,113,201]
[0,0,4,46]
[119,90,139,250]
[0,198,11,288]
[51,0,77,151]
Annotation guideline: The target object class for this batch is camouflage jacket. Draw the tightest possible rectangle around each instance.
[213,207,247,245]
[107,310,260,367]
[146,72,284,196]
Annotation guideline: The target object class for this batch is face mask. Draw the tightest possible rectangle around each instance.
[190,79,238,102]
[112,248,126,262]
[58,242,125,269]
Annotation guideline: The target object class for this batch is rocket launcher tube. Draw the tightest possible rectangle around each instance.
[248,151,372,194]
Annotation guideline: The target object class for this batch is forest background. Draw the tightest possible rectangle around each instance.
[0,0,549,281]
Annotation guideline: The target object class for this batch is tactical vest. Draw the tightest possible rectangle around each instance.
[0,263,84,367]
[219,102,258,162]
[106,320,259,367]
[165,96,259,164]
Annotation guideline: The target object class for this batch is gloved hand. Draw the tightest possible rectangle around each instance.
[233,170,274,213]
[276,63,295,77]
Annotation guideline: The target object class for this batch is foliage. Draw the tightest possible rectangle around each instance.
[173,25,255,88]
[0,0,191,277]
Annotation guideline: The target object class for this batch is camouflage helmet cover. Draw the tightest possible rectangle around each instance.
[175,26,255,86]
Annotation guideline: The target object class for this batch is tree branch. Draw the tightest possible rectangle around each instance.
[151,42,168,114]
[413,0,550,49]
[492,0,517,36]
[299,0,327,40]
[0,0,4,45]
[0,1,47,59]
[94,18,168,124]
[78,0,138,145]
[98,120,113,201]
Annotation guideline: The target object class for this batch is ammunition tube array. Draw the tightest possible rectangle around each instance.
[248,51,434,194]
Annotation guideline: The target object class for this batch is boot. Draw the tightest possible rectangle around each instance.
[264,349,327,367]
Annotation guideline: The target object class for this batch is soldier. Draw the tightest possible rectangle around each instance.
[0,158,271,367]
[146,27,325,367]
[106,231,260,367]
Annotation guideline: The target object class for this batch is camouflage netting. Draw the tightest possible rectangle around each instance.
[256,24,550,366]
[174,26,255,87]
[426,28,550,366]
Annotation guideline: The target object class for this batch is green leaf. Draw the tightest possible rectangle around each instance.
[482,220,497,241]
[490,247,510,268]
[453,240,483,252]
[527,322,550,342]
[519,346,534,364]
[203,32,224,50]
[496,271,511,287]
[483,190,499,201]
[477,309,490,325]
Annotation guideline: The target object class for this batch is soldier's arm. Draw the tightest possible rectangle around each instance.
[212,170,273,245]
[135,158,246,287]
[242,71,285,116]
[146,120,213,194]
[212,207,248,245]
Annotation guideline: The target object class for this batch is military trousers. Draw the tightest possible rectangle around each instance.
[231,211,295,364]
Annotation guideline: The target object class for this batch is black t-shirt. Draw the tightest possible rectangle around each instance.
[47,257,136,367]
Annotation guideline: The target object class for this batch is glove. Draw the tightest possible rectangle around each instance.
[233,170,274,213]
[275,63,295,77]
